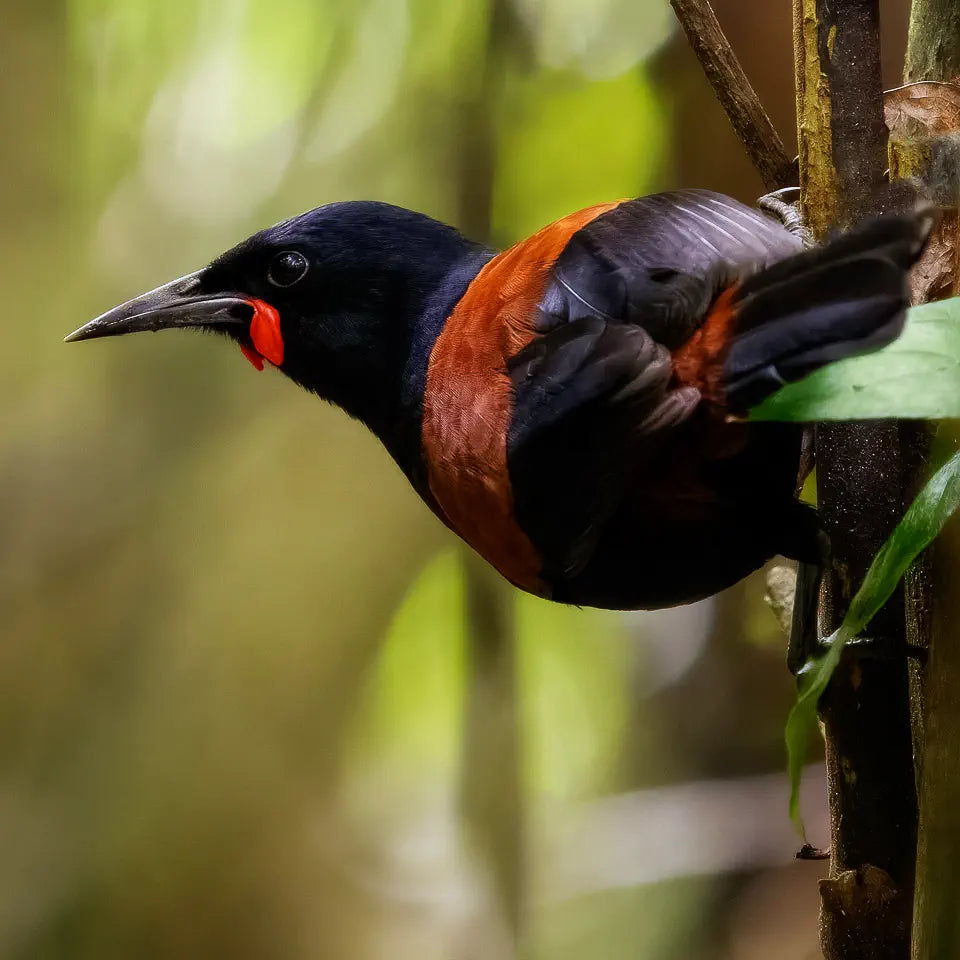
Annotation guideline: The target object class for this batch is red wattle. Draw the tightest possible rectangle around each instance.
[240,343,264,371]
[249,299,284,366]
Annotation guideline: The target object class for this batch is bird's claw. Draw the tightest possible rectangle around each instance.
[793,632,929,673]
[758,187,815,248]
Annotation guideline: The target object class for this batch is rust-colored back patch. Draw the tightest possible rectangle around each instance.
[422,202,622,593]
[671,283,740,404]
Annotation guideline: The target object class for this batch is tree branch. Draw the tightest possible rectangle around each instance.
[898,13,960,960]
[905,0,960,84]
[794,1,919,958]
[669,0,797,191]
[912,508,960,960]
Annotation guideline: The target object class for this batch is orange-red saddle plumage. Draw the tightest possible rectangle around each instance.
[421,202,622,593]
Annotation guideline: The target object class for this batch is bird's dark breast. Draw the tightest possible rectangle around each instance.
[550,416,806,609]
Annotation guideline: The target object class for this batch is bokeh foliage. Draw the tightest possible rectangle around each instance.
[1,1,826,957]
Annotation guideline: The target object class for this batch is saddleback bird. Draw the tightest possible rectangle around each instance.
[67,190,931,631]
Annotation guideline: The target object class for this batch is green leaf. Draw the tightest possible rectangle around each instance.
[751,299,960,422]
[786,448,960,833]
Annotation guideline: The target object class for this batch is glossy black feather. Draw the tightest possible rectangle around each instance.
[722,210,935,409]
[506,318,700,583]
[537,190,802,346]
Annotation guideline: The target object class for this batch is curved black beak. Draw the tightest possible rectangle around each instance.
[65,271,252,343]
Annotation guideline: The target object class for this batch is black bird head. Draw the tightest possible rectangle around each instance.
[67,202,493,448]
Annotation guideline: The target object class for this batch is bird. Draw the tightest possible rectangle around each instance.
[66,190,931,621]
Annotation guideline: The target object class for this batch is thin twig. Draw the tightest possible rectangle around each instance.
[670,0,796,191]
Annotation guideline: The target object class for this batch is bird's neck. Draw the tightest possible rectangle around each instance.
[373,245,495,489]
[294,236,495,491]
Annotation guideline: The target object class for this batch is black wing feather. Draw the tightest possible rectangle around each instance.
[507,318,699,584]
[537,190,802,346]
[509,190,799,589]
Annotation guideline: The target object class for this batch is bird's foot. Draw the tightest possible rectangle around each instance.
[782,518,929,673]
[800,633,929,667]
[786,558,823,675]
[758,187,815,248]
[783,518,830,676]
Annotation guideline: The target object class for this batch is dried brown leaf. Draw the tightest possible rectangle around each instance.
[885,81,960,137]
[910,215,959,304]
[885,82,960,302]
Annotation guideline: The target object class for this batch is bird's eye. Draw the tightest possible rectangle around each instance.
[268,251,309,288]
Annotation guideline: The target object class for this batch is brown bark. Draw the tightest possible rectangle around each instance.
[912,507,960,960]
[794,2,918,958]
[900,9,960,960]
[904,0,960,84]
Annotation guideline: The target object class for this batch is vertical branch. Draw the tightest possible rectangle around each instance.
[905,0,960,83]
[912,510,960,960]
[794,1,918,958]
[795,0,890,232]
[900,12,960,960]
[793,0,836,236]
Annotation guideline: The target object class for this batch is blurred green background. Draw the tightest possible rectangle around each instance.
[0,0,915,957]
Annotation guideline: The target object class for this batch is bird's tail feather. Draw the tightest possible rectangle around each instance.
[722,208,935,411]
